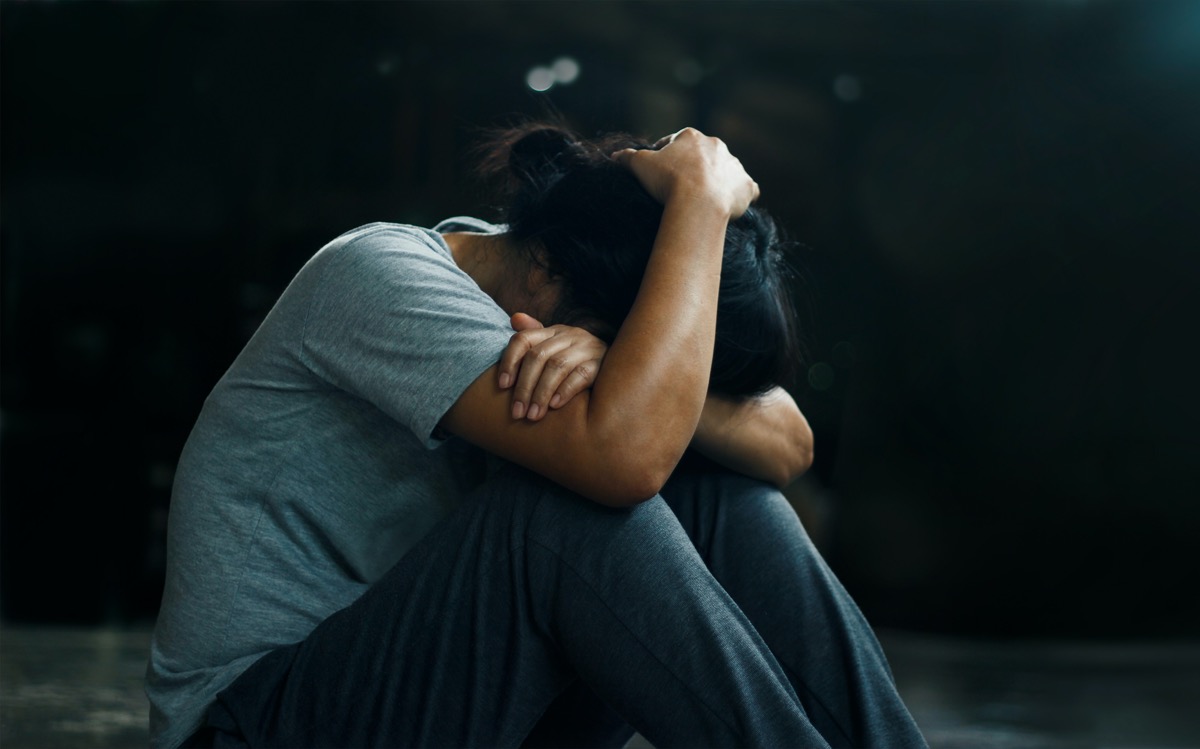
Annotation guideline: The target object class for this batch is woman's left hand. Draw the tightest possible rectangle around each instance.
[498,313,608,421]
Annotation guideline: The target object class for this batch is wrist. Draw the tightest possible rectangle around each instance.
[660,189,736,232]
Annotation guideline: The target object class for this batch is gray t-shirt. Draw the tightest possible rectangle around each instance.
[146,218,513,749]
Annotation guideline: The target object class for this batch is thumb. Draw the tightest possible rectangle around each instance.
[609,148,638,166]
[510,312,544,332]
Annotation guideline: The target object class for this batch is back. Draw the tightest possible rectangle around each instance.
[146,220,513,748]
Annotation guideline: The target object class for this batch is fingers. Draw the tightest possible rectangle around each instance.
[519,341,606,420]
[609,147,638,167]
[612,128,683,165]
[659,126,702,148]
[549,365,596,410]
[500,322,609,422]
[652,129,686,149]
[611,127,759,215]
[498,324,552,392]
[498,313,545,390]
[510,312,543,332]
[612,128,692,163]
[730,172,761,219]
[526,347,583,420]
[509,335,573,421]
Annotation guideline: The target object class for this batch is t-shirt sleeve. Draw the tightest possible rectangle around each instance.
[300,225,512,448]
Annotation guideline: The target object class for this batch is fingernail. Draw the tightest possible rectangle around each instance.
[498,373,511,389]
[527,404,541,420]
[550,394,561,408]
[512,402,525,420]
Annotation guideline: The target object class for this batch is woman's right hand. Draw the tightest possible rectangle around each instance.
[611,127,760,218]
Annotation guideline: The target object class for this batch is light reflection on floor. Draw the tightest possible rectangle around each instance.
[1,626,1198,748]
[883,632,1200,749]
[1,627,151,748]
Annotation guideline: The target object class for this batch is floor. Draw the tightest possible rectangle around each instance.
[1,627,151,748]
[2,625,1198,748]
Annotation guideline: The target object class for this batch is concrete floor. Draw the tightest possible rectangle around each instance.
[1,626,150,748]
[2,625,1198,748]
[884,633,1200,749]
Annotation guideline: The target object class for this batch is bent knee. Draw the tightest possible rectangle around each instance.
[481,464,691,559]
[662,468,816,549]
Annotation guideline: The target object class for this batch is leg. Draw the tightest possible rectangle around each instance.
[204,464,828,748]
[660,466,928,749]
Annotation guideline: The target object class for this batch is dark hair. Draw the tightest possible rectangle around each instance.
[477,123,802,397]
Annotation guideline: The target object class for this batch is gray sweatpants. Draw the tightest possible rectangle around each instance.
[193,462,926,748]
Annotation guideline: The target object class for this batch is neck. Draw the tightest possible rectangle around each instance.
[442,231,531,315]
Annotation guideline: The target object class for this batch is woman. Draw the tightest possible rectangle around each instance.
[147,124,926,748]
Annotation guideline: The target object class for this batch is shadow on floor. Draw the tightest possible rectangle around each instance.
[2,625,1198,748]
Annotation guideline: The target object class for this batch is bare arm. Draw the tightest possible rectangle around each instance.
[493,319,812,489]
[441,128,758,507]
[692,388,814,488]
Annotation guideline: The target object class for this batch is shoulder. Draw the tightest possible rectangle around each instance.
[322,222,450,263]
[323,217,500,260]
[305,221,465,290]
[304,220,502,323]
[315,218,496,273]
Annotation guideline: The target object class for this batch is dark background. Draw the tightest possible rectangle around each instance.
[2,0,1197,637]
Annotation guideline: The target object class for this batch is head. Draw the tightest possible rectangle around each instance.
[477,123,802,397]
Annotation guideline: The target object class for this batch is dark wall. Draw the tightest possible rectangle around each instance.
[2,1,1197,635]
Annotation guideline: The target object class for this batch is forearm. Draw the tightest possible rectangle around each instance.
[587,195,729,488]
[691,387,814,488]
[442,128,760,506]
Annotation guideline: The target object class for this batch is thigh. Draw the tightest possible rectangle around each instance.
[207,465,582,748]
[206,462,830,749]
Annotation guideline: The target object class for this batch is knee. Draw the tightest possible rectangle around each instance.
[668,469,799,527]
[663,468,820,562]
[481,463,693,563]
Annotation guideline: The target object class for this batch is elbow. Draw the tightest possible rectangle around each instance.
[793,418,815,480]
[585,445,677,508]
[593,464,671,508]
[775,423,815,489]
[784,444,815,487]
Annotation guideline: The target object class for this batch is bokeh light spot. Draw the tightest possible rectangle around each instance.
[808,362,835,391]
[833,73,862,102]
[832,341,857,368]
[552,56,580,85]
[526,66,555,92]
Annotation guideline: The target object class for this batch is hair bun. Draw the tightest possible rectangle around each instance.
[508,127,580,184]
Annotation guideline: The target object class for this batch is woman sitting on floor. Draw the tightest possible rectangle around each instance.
[147,123,927,749]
